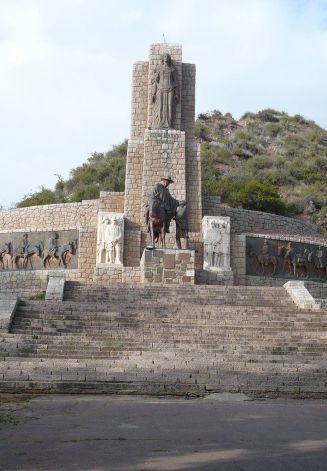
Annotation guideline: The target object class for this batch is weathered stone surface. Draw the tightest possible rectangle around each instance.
[163,254,175,269]
[141,249,195,284]
[96,212,124,266]
[203,216,231,272]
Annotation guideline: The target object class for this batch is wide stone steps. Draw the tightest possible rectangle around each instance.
[1,282,327,396]
[63,282,295,307]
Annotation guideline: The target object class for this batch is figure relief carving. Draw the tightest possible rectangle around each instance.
[151,53,179,129]
[97,213,124,265]
[203,217,231,271]
[0,230,78,271]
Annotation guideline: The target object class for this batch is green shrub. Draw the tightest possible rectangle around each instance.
[29,291,46,301]
[17,188,65,208]
[70,184,100,202]
[223,180,287,215]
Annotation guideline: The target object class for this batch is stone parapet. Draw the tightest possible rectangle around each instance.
[45,272,66,301]
[141,248,195,284]
[284,281,321,310]
[202,198,319,237]
[0,296,18,331]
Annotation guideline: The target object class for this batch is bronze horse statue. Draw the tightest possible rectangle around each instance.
[147,197,166,248]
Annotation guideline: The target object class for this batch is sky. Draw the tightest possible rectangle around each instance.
[1,0,327,207]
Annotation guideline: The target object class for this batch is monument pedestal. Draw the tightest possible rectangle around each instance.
[141,249,195,284]
[93,265,122,282]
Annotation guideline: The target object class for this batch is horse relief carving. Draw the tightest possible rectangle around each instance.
[0,231,79,271]
[247,237,327,280]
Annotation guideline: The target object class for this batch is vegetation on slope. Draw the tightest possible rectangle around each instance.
[197,109,327,232]
[16,110,327,233]
[17,141,127,208]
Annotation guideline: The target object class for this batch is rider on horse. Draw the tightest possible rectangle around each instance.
[145,176,179,234]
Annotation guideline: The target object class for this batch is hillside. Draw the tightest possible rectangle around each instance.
[16,109,327,233]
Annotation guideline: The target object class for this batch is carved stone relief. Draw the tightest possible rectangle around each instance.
[97,213,124,265]
[202,216,231,271]
[246,236,327,280]
[0,230,79,271]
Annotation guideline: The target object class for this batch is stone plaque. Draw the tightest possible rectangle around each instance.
[246,236,327,281]
[202,216,231,271]
[0,230,79,271]
[97,212,124,266]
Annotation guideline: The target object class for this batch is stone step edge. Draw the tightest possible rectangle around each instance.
[1,380,327,399]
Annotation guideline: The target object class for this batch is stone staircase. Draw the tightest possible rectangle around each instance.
[1,281,327,396]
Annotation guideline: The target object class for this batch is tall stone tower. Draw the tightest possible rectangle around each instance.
[123,43,202,268]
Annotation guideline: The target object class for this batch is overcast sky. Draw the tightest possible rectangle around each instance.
[1,0,327,207]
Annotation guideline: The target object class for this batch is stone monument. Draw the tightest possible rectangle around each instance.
[123,43,202,270]
[96,212,124,265]
[202,216,232,273]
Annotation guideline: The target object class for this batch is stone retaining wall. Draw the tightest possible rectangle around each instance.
[202,197,318,236]
[0,193,124,290]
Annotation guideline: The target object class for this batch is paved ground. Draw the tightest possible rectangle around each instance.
[1,393,327,470]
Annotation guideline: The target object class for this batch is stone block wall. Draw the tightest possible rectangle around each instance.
[0,193,125,290]
[142,129,186,215]
[141,248,195,284]
[181,63,196,137]
[130,62,149,139]
[124,140,144,224]
[202,197,319,237]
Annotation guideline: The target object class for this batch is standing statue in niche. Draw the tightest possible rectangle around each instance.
[97,216,123,265]
[109,217,123,264]
[204,221,226,268]
[151,53,179,129]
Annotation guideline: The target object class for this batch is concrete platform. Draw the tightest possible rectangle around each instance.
[1,394,327,470]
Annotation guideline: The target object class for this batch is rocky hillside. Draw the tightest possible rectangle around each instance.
[16,109,327,234]
[197,109,327,233]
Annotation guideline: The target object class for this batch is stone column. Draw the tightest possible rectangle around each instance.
[123,43,202,276]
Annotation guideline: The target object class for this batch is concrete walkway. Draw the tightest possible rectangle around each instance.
[1,394,327,470]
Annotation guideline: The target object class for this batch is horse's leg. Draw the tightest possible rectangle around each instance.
[23,256,28,269]
[150,222,155,248]
[61,253,67,269]
[162,228,166,249]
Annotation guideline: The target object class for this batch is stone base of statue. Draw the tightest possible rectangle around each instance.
[93,265,122,283]
[140,248,195,284]
[196,268,234,285]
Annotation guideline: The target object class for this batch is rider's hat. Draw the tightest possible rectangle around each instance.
[161,175,174,183]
